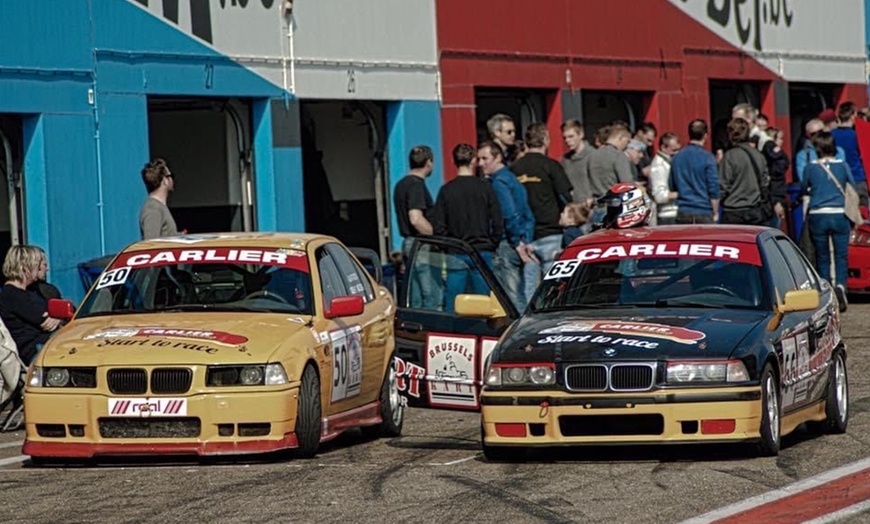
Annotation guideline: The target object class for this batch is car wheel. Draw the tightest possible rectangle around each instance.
[757,364,781,456]
[295,364,322,459]
[361,354,404,439]
[480,424,519,462]
[824,351,849,434]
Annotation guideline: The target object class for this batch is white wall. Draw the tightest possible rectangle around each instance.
[668,0,866,83]
[129,0,439,101]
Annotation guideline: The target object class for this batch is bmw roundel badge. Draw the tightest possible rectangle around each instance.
[602,348,617,357]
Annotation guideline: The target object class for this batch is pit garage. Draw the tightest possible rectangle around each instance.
[147,97,255,235]
[300,100,388,258]
[0,115,25,255]
[474,89,547,144]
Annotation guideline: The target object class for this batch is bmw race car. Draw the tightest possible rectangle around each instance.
[23,233,402,462]
[395,226,848,459]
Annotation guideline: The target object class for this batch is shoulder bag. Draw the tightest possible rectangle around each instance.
[737,146,775,223]
[819,162,863,227]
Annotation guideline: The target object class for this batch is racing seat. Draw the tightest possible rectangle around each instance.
[264,268,312,313]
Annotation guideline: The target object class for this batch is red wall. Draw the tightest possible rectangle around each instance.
[436,0,864,178]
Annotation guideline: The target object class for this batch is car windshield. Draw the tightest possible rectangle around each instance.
[530,243,765,312]
[77,246,313,317]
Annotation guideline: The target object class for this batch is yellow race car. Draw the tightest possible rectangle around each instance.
[23,233,402,462]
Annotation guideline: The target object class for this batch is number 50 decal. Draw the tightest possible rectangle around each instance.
[96,267,131,289]
[330,326,363,402]
[543,260,580,280]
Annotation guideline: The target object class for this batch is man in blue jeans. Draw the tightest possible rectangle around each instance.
[478,141,536,310]
[432,144,503,312]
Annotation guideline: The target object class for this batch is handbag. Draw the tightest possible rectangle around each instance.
[819,162,863,227]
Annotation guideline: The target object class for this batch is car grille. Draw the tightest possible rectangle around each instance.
[107,368,147,395]
[565,363,656,392]
[106,368,193,395]
[98,417,201,438]
[151,368,193,394]
[559,414,664,436]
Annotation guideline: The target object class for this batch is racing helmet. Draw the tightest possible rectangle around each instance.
[598,182,651,229]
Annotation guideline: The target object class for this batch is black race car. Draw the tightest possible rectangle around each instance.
[395,226,848,458]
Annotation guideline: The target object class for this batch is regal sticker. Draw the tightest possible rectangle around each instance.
[108,398,187,417]
[426,333,477,409]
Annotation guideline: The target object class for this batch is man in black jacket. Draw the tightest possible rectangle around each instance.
[432,144,503,312]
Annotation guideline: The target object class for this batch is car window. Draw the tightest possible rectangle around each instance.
[325,243,374,303]
[775,238,818,291]
[406,243,495,313]
[317,249,348,308]
[762,238,798,300]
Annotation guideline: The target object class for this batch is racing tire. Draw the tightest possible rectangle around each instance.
[295,364,322,459]
[823,351,849,434]
[361,354,404,439]
[757,364,781,457]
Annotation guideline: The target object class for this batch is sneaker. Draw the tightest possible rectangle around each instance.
[835,284,848,313]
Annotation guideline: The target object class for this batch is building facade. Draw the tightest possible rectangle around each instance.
[437,0,867,175]
[0,0,440,301]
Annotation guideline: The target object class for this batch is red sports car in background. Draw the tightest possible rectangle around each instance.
[848,223,870,293]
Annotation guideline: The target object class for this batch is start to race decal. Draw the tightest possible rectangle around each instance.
[537,321,706,347]
[426,333,478,409]
[84,327,248,346]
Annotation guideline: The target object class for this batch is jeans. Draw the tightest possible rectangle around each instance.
[523,234,563,303]
[856,180,869,209]
[444,252,493,312]
[808,213,850,286]
[402,237,443,310]
[657,216,677,225]
[675,213,715,225]
[494,240,525,311]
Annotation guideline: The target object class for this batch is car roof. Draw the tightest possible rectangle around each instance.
[122,232,333,253]
[571,225,768,246]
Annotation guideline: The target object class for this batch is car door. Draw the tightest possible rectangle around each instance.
[326,243,392,403]
[394,237,518,410]
[761,237,815,413]
[316,244,379,414]
[772,236,836,409]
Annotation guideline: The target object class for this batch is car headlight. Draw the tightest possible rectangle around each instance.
[666,360,750,384]
[45,368,70,387]
[486,363,555,387]
[207,364,288,386]
[28,367,96,388]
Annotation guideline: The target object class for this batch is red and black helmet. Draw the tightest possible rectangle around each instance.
[598,183,652,229]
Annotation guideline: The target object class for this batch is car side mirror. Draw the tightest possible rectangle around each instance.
[48,298,75,321]
[454,293,507,318]
[325,295,364,319]
[779,289,819,313]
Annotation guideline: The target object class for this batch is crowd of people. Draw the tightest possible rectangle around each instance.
[396,101,870,313]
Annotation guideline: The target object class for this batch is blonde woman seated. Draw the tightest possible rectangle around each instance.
[0,246,62,365]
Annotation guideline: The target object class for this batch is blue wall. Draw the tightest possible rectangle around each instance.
[386,100,444,253]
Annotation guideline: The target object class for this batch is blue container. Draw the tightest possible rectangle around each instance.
[787,183,803,240]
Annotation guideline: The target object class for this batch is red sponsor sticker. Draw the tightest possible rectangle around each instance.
[562,242,761,266]
[85,327,248,346]
[111,247,309,272]
[539,321,706,345]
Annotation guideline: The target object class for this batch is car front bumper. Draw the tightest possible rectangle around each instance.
[848,244,870,292]
[23,386,299,458]
[481,386,762,446]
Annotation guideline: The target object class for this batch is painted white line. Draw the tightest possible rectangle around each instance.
[0,455,27,467]
[679,456,870,524]
[427,454,479,466]
[803,499,870,524]
[0,441,23,450]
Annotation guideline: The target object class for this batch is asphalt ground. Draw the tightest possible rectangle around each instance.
[0,302,868,524]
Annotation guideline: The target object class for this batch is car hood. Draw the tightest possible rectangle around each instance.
[38,313,316,366]
[497,308,768,363]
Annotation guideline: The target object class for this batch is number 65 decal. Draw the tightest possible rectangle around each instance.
[96,267,131,289]
[543,260,580,280]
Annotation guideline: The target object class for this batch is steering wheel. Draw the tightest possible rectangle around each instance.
[243,290,290,305]
[693,285,741,299]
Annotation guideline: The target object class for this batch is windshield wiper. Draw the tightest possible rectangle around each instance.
[160,304,257,312]
[533,303,638,313]
[655,299,727,308]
